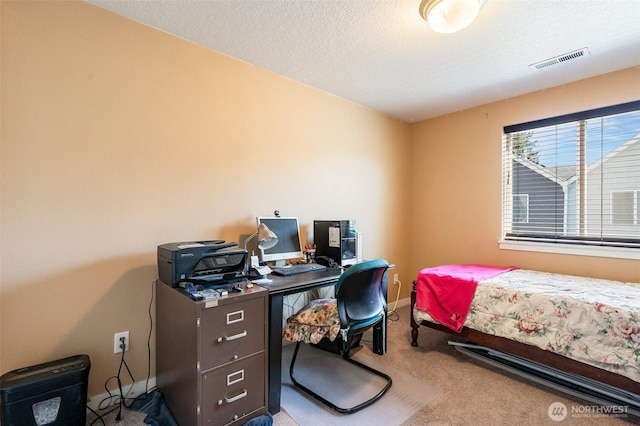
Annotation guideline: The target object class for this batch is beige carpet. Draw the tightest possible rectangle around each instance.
[354,305,639,426]
[87,305,640,425]
[86,404,294,425]
[280,340,438,425]
[86,406,147,425]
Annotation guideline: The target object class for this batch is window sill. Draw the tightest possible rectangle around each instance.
[499,240,640,260]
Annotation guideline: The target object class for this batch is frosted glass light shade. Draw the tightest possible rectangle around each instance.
[420,0,486,34]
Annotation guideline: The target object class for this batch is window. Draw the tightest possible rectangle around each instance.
[502,100,640,256]
[513,194,529,223]
[612,190,639,225]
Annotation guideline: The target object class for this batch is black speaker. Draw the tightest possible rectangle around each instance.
[0,354,90,426]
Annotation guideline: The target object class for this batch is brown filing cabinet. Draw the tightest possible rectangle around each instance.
[156,281,268,426]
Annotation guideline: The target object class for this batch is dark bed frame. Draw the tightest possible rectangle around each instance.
[410,282,640,395]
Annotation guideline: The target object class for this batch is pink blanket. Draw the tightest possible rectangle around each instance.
[415,264,517,332]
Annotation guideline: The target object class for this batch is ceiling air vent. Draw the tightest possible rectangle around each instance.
[529,47,590,71]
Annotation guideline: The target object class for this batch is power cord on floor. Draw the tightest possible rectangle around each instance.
[113,337,136,420]
[88,342,136,425]
[88,277,158,425]
[387,277,402,323]
[144,278,156,395]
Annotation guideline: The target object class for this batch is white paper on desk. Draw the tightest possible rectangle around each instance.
[251,278,273,284]
[255,265,272,276]
[177,242,205,249]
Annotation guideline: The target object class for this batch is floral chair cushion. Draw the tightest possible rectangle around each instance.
[283,298,340,344]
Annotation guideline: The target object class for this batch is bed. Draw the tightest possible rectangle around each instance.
[410,265,640,396]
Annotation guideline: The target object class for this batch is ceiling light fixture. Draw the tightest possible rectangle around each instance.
[419,0,487,34]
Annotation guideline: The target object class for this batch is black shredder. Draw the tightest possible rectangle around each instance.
[0,354,90,426]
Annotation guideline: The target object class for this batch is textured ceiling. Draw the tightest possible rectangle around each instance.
[86,0,640,123]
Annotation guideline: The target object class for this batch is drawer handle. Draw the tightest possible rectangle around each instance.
[220,389,247,404]
[219,330,247,342]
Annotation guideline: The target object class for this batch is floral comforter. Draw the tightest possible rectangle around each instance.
[414,269,640,383]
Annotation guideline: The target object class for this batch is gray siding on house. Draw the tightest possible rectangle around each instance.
[585,138,640,238]
[511,160,565,235]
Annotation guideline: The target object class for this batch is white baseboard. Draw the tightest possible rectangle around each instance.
[87,377,156,412]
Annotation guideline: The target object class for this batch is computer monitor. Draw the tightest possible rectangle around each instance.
[256,216,303,266]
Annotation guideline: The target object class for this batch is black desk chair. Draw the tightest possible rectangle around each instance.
[283,259,392,414]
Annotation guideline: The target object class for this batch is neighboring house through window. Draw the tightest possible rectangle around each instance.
[501,100,640,259]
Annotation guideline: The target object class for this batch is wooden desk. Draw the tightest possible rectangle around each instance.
[257,268,343,414]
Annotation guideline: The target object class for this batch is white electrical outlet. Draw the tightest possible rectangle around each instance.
[393,274,400,285]
[114,331,129,354]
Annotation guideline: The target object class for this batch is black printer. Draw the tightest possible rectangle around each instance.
[157,240,248,287]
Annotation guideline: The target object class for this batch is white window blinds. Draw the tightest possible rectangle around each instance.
[502,101,640,249]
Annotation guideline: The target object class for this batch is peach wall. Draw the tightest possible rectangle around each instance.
[0,2,411,396]
[3,0,638,403]
[410,67,640,283]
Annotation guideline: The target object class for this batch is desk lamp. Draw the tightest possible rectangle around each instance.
[243,223,278,276]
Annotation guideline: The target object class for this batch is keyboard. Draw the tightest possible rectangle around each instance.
[270,263,327,276]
